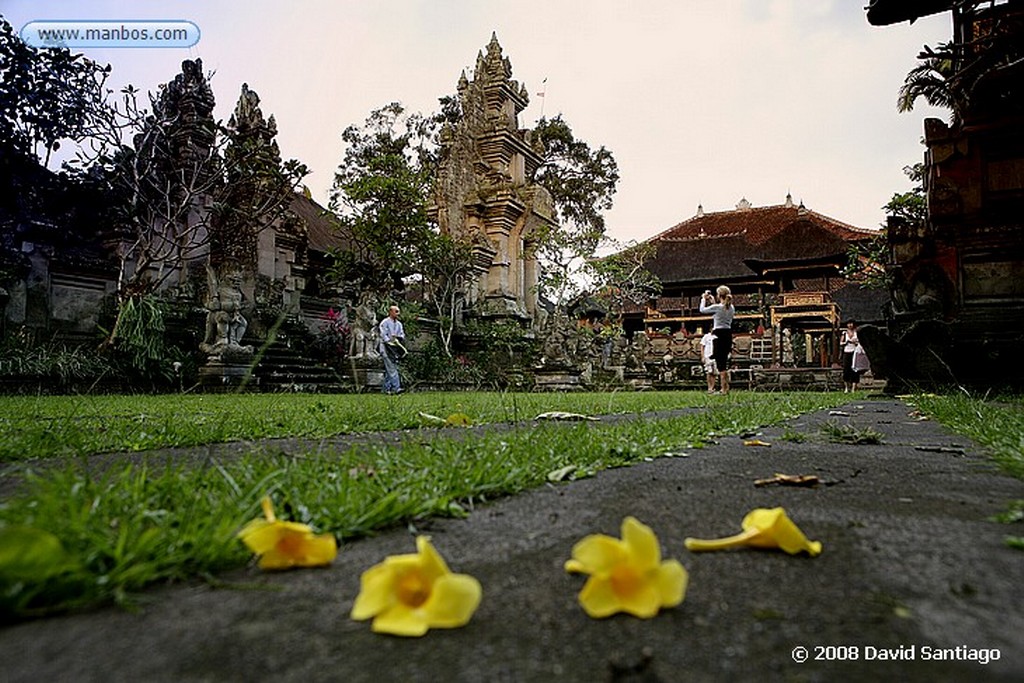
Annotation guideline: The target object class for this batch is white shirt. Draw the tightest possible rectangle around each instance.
[378,316,404,353]
[700,333,716,360]
[842,330,859,353]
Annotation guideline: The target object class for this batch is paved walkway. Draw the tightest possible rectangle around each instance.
[2,398,1022,682]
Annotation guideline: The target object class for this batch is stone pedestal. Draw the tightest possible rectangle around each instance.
[344,360,383,392]
[532,366,583,391]
[623,369,652,391]
[199,361,256,391]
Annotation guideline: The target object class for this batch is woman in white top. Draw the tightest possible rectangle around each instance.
[699,285,735,394]
[840,320,860,393]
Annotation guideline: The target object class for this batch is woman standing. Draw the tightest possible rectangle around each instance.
[840,320,860,393]
[700,285,735,394]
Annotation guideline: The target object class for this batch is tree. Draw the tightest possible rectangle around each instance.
[416,232,476,357]
[882,162,926,226]
[529,115,619,306]
[0,17,112,167]
[97,59,223,303]
[897,51,961,122]
[328,102,439,295]
[0,18,116,287]
[329,101,480,355]
[588,240,661,327]
[899,22,1024,125]
[843,164,925,290]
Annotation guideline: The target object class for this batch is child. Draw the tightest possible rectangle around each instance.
[700,329,718,393]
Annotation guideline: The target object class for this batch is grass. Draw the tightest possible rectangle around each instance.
[2,391,742,463]
[819,420,884,445]
[909,393,1024,480]
[0,391,849,619]
[3,388,1021,619]
[912,393,1024,553]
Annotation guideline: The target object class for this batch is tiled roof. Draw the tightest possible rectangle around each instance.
[641,200,876,286]
[647,201,873,246]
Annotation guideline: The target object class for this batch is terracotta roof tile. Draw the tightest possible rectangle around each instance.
[641,201,877,286]
[647,202,873,246]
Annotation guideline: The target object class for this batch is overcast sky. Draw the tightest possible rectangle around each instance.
[4,1,952,242]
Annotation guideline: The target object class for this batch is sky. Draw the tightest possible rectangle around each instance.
[3,0,952,243]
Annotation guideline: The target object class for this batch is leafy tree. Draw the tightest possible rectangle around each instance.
[882,163,926,226]
[588,239,661,326]
[843,164,925,290]
[0,18,115,286]
[328,102,439,294]
[0,17,111,166]
[416,232,476,357]
[898,50,961,122]
[329,102,618,356]
[329,102,480,355]
[899,24,1024,125]
[530,115,619,306]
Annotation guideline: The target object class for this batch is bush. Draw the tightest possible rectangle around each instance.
[0,329,116,387]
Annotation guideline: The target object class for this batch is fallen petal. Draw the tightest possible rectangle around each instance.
[684,508,822,557]
[422,573,482,628]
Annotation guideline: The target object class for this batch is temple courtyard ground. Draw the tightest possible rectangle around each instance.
[1,397,1022,682]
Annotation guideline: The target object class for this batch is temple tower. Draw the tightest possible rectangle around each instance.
[433,34,556,320]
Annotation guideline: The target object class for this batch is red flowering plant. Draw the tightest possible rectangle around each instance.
[312,307,351,365]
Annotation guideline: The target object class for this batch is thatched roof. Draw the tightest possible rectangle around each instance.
[288,194,350,254]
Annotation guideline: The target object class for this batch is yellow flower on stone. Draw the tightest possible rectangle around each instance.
[351,536,482,637]
[565,516,688,619]
[684,507,822,557]
[237,496,337,570]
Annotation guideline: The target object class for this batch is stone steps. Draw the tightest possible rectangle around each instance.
[251,324,350,393]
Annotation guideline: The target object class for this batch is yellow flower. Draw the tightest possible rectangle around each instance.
[684,507,822,556]
[237,496,337,570]
[351,536,482,637]
[565,516,688,619]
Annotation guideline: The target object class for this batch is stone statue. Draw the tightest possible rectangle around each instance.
[348,293,380,361]
[200,265,253,358]
[625,332,649,372]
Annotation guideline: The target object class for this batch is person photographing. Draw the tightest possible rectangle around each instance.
[699,286,735,395]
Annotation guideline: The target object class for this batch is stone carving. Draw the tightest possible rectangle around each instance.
[348,293,380,361]
[540,314,571,366]
[142,58,217,194]
[625,332,649,372]
[200,265,253,359]
[430,34,555,320]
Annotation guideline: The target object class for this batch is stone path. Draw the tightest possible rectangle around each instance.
[1,398,1022,682]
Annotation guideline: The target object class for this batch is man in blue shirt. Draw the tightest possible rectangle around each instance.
[378,305,406,394]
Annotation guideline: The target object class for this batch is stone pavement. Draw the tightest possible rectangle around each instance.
[1,398,1022,682]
